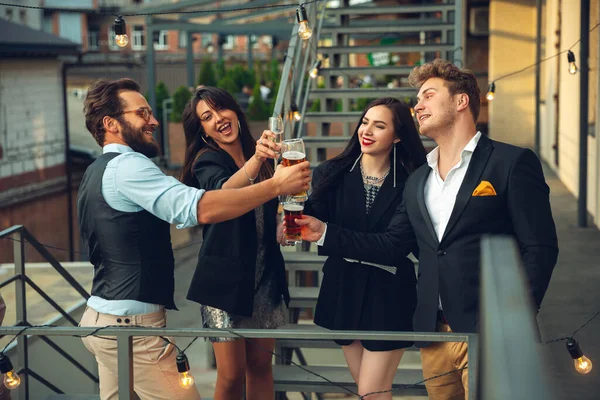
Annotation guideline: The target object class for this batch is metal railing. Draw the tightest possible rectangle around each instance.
[0,223,558,399]
[0,225,97,399]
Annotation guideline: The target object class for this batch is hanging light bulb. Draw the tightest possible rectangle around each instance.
[114,16,129,48]
[309,59,322,79]
[567,50,578,75]
[176,353,195,389]
[486,82,495,101]
[0,354,21,390]
[291,103,302,121]
[296,6,312,41]
[566,338,593,374]
[410,107,415,118]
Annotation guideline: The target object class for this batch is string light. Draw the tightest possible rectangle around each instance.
[296,5,313,41]
[0,354,21,390]
[113,16,128,48]
[566,338,593,374]
[567,50,578,75]
[175,353,195,389]
[309,59,322,79]
[486,82,495,101]
[290,103,302,121]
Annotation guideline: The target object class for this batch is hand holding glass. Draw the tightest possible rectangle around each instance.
[282,201,304,245]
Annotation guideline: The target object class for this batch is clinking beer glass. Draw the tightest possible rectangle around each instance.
[281,138,308,201]
[282,200,304,245]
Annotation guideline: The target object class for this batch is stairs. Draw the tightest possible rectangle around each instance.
[301,0,463,159]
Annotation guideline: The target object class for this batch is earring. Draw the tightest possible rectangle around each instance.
[238,120,241,132]
[201,136,209,144]
[393,143,397,188]
[350,152,363,172]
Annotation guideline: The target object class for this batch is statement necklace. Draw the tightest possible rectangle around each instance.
[360,162,390,185]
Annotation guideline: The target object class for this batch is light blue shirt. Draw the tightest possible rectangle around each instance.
[88,143,205,316]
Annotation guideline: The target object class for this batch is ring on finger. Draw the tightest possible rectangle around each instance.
[258,139,263,145]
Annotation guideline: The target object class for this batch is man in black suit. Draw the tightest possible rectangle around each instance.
[297,59,558,399]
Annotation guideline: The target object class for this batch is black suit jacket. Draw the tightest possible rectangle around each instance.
[186,149,290,317]
[321,135,558,336]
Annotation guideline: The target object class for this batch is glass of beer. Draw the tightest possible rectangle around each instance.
[281,138,308,201]
[282,201,304,245]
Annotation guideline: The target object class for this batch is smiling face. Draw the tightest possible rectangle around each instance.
[195,100,240,147]
[117,90,160,158]
[414,77,457,139]
[357,105,399,157]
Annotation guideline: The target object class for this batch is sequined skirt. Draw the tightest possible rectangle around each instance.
[200,279,286,343]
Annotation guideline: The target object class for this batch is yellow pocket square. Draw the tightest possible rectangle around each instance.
[472,180,497,196]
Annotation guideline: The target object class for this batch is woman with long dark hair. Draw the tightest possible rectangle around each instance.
[304,98,427,400]
[180,86,289,400]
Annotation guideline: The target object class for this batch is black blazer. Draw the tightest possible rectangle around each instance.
[305,161,417,341]
[320,135,559,336]
[186,149,290,317]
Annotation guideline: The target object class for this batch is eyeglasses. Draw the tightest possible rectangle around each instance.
[116,107,154,122]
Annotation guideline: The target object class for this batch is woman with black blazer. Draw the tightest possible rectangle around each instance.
[304,98,426,399]
[180,87,290,400]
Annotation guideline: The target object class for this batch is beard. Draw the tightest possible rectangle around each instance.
[120,119,160,158]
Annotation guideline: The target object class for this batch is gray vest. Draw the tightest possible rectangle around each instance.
[77,152,176,309]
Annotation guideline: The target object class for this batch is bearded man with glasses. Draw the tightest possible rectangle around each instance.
[77,78,310,400]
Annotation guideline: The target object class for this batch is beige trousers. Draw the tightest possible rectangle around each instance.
[80,306,201,400]
[420,321,469,400]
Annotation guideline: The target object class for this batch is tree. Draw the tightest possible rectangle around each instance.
[198,59,217,87]
[216,58,226,81]
[247,83,270,121]
[269,58,280,86]
[216,75,239,96]
[154,81,170,125]
[228,64,256,92]
[170,86,192,123]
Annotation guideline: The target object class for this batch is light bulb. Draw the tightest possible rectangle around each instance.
[567,50,578,75]
[486,82,495,101]
[298,22,313,41]
[115,35,129,47]
[293,111,301,121]
[566,338,592,374]
[410,107,415,117]
[0,354,20,390]
[309,60,322,79]
[3,371,20,389]
[296,6,312,41]
[574,356,593,374]
[114,16,128,48]
[176,353,195,389]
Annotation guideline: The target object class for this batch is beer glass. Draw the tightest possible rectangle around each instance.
[281,138,308,201]
[282,201,304,245]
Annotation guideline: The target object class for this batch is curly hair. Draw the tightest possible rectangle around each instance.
[83,78,141,146]
[408,59,480,122]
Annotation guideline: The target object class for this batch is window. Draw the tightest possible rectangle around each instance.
[88,27,100,50]
[154,30,169,50]
[19,9,26,24]
[178,32,187,48]
[250,35,259,50]
[108,27,119,50]
[222,35,235,50]
[4,8,13,21]
[201,34,213,48]
[132,25,145,50]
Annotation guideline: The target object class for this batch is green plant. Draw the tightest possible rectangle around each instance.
[216,59,226,81]
[170,86,192,123]
[247,83,270,121]
[217,76,239,96]
[228,64,255,92]
[154,81,170,123]
[269,58,280,85]
[198,59,217,87]
[354,83,376,112]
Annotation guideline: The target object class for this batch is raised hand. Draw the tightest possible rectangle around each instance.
[272,162,311,197]
[254,130,281,162]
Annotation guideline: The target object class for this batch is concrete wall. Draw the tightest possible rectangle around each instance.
[488,0,537,147]
[540,0,600,225]
[0,60,66,182]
